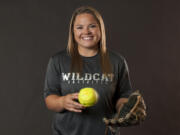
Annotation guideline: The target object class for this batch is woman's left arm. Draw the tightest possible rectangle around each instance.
[115,98,128,113]
[114,57,132,112]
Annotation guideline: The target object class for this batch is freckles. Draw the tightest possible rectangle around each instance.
[73,30,80,37]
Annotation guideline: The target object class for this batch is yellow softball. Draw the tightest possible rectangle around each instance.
[78,87,99,107]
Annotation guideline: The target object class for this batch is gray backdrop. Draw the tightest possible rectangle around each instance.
[0,0,179,135]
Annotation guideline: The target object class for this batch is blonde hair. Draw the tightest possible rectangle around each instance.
[67,6,112,76]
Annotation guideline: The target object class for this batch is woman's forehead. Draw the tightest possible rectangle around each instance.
[74,13,98,24]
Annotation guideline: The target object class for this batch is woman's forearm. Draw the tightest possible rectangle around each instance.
[116,98,128,113]
[45,95,65,112]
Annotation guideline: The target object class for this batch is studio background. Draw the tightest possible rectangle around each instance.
[0,0,179,135]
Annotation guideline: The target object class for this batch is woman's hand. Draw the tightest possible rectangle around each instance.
[62,93,85,113]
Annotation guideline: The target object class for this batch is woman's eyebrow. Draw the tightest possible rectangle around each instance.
[89,23,98,25]
[75,23,97,26]
[75,24,83,27]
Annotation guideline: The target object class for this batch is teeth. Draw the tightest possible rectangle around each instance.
[82,37,93,40]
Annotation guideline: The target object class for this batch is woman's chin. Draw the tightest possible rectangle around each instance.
[78,44,99,50]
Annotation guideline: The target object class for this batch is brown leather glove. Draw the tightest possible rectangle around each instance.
[103,90,147,135]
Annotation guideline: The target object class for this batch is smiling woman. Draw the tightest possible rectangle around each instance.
[44,6,133,135]
[73,13,101,54]
[67,6,111,76]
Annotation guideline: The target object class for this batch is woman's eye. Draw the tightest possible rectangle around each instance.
[76,26,83,29]
[89,25,96,28]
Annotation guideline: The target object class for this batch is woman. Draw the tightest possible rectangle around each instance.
[44,6,132,135]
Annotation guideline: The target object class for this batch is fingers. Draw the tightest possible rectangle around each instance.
[68,103,84,112]
[66,101,85,113]
[63,93,85,113]
[68,100,85,109]
[68,108,82,113]
[70,93,79,100]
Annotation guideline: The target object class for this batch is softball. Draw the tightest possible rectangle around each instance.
[78,87,99,107]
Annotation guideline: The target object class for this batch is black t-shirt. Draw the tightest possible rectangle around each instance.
[44,49,132,135]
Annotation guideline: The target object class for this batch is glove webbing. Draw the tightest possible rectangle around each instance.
[105,126,117,135]
[104,90,145,135]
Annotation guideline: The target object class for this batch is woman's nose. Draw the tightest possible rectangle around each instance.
[83,27,91,34]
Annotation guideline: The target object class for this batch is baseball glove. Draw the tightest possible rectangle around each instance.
[103,90,147,135]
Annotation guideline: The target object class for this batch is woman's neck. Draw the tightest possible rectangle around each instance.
[78,46,99,57]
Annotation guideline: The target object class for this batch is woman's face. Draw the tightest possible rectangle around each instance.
[73,13,101,50]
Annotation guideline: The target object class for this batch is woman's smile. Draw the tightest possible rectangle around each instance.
[73,13,101,50]
[81,36,94,41]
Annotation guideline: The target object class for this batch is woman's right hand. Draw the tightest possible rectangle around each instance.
[62,93,85,113]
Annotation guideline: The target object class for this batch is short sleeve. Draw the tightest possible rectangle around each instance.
[43,56,61,98]
[113,58,133,103]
